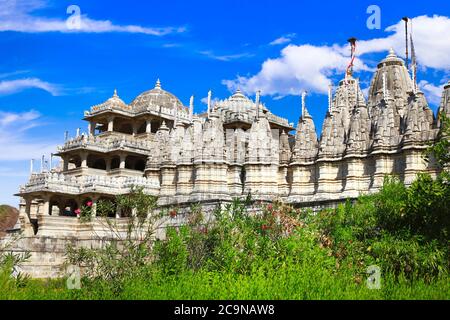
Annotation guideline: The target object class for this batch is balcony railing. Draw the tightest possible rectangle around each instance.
[57,134,153,154]
[19,172,160,195]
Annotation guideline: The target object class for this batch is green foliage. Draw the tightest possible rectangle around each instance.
[0,233,31,292]
[427,111,450,168]
[2,173,450,300]
[64,185,161,293]
[116,185,158,219]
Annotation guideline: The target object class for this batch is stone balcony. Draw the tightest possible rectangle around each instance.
[85,102,192,124]
[57,134,153,156]
[18,172,160,196]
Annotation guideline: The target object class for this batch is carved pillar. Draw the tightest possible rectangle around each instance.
[146,119,152,134]
[88,121,96,136]
[80,152,88,168]
[41,195,51,216]
[119,154,126,169]
[20,197,34,236]
[107,116,115,132]
[106,157,112,171]
[63,156,69,171]
[91,196,98,218]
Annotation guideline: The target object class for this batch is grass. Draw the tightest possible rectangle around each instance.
[1,266,448,300]
[1,174,449,300]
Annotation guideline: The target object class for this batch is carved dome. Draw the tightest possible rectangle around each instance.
[215,89,268,113]
[130,79,186,111]
[368,49,414,106]
[91,89,131,112]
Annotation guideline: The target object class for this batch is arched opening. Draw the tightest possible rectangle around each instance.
[93,159,106,170]
[117,123,133,135]
[240,168,246,185]
[125,156,146,172]
[135,159,146,172]
[137,121,146,134]
[69,155,82,169]
[97,197,117,218]
[151,120,160,133]
[125,156,135,170]
[87,155,107,170]
[49,197,61,216]
[61,199,79,217]
[111,157,120,170]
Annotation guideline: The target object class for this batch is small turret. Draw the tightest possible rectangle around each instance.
[438,81,450,124]
[292,92,318,162]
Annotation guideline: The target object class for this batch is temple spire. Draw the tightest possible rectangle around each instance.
[207,90,212,118]
[189,95,194,121]
[301,91,307,118]
[346,37,357,80]
[173,101,178,127]
[255,90,261,120]
[155,78,161,89]
[328,84,333,114]
[382,71,389,100]
[410,20,418,94]
[402,17,409,70]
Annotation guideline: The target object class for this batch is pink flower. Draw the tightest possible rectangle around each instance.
[86,201,93,207]
[267,204,273,211]
[74,209,81,216]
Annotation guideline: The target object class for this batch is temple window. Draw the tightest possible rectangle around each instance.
[118,123,133,135]
[61,199,78,217]
[69,155,82,168]
[137,121,147,134]
[87,155,107,170]
[151,120,160,133]
[111,157,121,170]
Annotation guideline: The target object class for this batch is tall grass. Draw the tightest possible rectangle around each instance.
[1,174,449,300]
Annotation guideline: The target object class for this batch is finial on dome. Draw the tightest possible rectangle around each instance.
[328,84,333,114]
[255,90,261,120]
[155,78,161,89]
[301,90,307,118]
[113,88,118,97]
[388,48,396,57]
[207,90,212,118]
[189,95,194,121]
[346,37,357,80]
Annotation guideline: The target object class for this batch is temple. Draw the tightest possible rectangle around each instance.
[16,49,449,239]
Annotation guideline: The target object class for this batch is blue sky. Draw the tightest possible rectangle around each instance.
[0,0,449,206]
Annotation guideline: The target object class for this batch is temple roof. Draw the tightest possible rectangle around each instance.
[130,79,186,112]
[89,89,131,113]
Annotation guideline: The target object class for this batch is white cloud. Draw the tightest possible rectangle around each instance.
[0,110,56,160]
[199,50,254,62]
[224,15,450,97]
[0,70,29,79]
[419,80,445,105]
[269,33,296,46]
[0,0,185,36]
[355,15,450,70]
[0,78,60,96]
[223,44,372,96]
